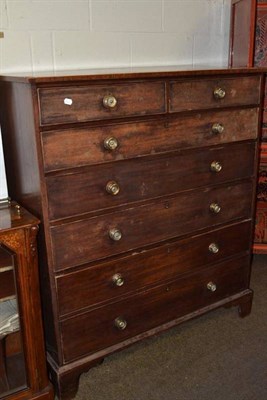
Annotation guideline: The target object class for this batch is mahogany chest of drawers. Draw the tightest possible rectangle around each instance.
[0,66,264,399]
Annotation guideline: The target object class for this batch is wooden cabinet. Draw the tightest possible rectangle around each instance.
[229,0,257,67]
[229,0,267,252]
[0,202,53,400]
[0,66,264,399]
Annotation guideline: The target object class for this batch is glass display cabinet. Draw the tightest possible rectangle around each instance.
[0,201,53,400]
[0,244,26,395]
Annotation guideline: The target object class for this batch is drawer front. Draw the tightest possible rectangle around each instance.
[57,220,251,317]
[51,181,253,271]
[60,255,250,362]
[42,108,259,172]
[46,142,256,220]
[38,82,166,126]
[169,76,261,112]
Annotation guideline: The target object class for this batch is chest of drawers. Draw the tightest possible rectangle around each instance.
[0,66,264,399]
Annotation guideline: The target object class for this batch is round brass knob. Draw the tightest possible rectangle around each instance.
[112,273,124,287]
[213,87,226,99]
[103,94,117,108]
[209,243,219,254]
[209,203,221,214]
[109,228,122,241]
[106,181,120,196]
[104,137,119,151]
[114,317,127,330]
[210,161,222,173]
[207,281,217,292]
[211,123,224,134]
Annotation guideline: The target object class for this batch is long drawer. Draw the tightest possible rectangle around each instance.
[38,81,166,126]
[46,142,256,220]
[56,220,251,317]
[60,255,250,362]
[51,181,252,271]
[41,108,259,172]
[169,75,261,112]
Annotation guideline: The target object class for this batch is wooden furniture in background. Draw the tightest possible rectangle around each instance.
[229,0,267,253]
[229,0,257,67]
[0,66,264,398]
[0,202,53,400]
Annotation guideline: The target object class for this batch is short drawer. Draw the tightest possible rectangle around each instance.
[51,181,252,271]
[46,142,256,220]
[169,75,261,112]
[60,255,250,362]
[38,81,166,126]
[56,220,251,317]
[42,108,259,172]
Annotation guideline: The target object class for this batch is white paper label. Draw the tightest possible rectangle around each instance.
[64,98,73,106]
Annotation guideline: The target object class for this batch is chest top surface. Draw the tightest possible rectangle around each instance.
[0,64,264,84]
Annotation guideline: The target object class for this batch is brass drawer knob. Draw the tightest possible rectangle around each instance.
[104,137,119,151]
[207,281,217,292]
[213,87,226,99]
[209,243,219,254]
[106,181,120,196]
[103,94,117,108]
[109,228,122,241]
[209,203,221,214]
[211,123,224,134]
[112,273,124,287]
[210,161,222,173]
[114,317,127,330]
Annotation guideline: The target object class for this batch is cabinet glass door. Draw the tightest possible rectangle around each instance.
[0,244,27,397]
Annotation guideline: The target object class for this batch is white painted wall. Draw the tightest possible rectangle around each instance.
[0,0,232,199]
